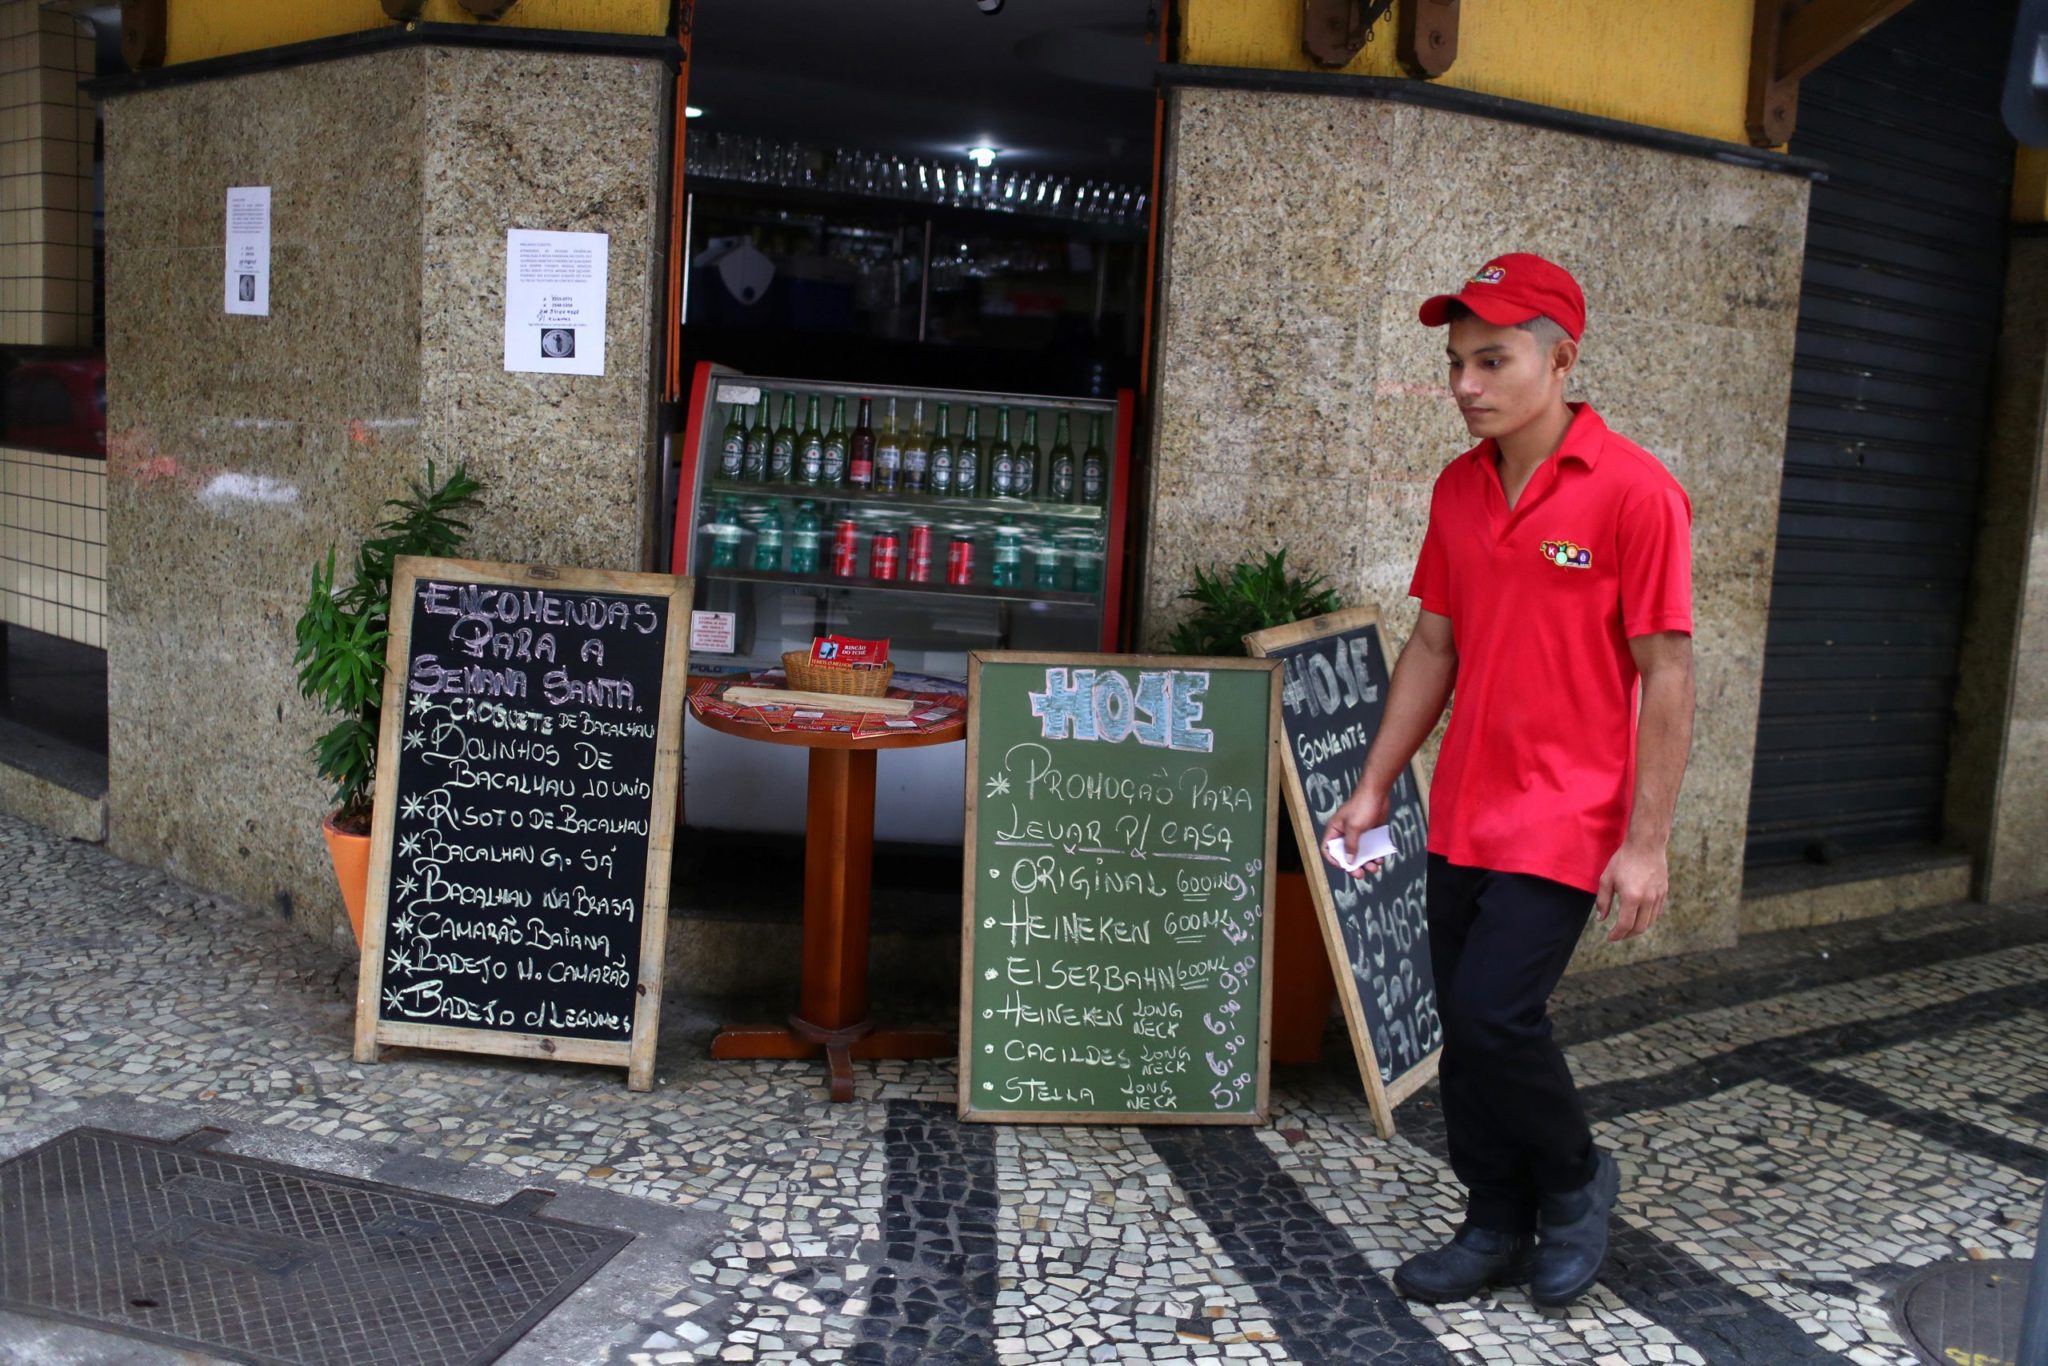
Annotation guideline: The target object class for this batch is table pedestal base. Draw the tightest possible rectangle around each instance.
[712,1021,954,1101]
[702,728,959,1102]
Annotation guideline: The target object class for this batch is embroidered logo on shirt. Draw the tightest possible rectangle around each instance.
[1469,265,1506,284]
[1540,539,1592,570]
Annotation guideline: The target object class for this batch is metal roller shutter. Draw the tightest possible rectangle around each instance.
[1745,0,2016,866]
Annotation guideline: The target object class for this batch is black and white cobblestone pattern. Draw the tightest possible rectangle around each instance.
[0,815,2042,1366]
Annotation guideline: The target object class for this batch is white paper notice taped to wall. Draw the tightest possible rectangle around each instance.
[504,228,608,376]
[690,610,735,654]
[225,187,270,316]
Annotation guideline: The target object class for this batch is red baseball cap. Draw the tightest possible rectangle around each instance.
[1418,253,1586,340]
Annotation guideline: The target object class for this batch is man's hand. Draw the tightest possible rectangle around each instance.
[1596,839,1668,942]
[1322,786,1390,879]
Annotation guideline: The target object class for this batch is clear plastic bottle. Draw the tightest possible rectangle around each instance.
[789,500,822,574]
[709,496,743,568]
[751,501,784,571]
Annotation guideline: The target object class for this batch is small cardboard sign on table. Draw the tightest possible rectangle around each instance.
[1245,607,1442,1137]
[353,556,691,1091]
[958,652,1282,1125]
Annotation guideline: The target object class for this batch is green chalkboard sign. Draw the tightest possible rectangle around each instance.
[958,653,1281,1125]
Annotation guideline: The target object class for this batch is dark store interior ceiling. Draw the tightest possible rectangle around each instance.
[686,0,1159,180]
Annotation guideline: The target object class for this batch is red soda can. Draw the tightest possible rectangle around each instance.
[869,531,901,581]
[946,535,975,586]
[831,518,860,577]
[907,523,934,582]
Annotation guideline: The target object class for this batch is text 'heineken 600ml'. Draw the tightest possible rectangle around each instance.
[798,395,824,485]
[1080,413,1108,505]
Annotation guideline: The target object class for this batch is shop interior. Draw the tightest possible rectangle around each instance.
[670,0,1160,908]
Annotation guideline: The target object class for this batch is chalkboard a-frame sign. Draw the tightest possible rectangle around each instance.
[353,556,691,1091]
[1245,608,1442,1138]
[958,652,1282,1125]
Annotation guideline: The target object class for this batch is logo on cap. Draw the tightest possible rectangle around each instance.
[1540,539,1592,570]
[1470,266,1506,285]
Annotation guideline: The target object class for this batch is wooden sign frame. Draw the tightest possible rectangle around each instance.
[1245,607,1440,1138]
[956,651,1282,1126]
[353,556,692,1091]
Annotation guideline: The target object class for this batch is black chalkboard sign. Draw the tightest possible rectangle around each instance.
[353,557,691,1091]
[1245,608,1440,1137]
[958,653,1281,1124]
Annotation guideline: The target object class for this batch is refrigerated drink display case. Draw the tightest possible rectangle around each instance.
[669,360,1134,841]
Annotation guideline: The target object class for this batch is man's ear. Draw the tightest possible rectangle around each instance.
[1551,338,1580,381]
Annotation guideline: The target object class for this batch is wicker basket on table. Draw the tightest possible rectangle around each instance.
[782,650,895,698]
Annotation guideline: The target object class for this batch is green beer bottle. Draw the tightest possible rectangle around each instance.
[957,407,982,499]
[768,394,796,482]
[928,403,955,495]
[989,407,1014,498]
[1046,412,1075,502]
[797,395,825,485]
[1012,410,1041,500]
[1080,413,1108,505]
[741,396,770,482]
[718,403,745,480]
[822,397,849,486]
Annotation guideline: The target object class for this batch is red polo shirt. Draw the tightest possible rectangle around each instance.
[1410,403,1692,892]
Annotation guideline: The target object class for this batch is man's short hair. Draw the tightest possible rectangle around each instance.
[1441,299,1572,348]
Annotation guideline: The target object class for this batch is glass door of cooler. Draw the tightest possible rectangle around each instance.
[669,362,1134,843]
[670,362,1130,680]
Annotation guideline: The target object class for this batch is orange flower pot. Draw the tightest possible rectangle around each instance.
[321,812,371,947]
[1269,868,1339,1064]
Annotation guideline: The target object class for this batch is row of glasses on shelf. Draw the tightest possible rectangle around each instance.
[688,131,1148,227]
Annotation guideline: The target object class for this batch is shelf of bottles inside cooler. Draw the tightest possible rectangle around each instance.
[696,485,1107,597]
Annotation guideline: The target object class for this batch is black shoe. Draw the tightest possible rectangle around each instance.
[1530,1149,1621,1307]
[1393,1222,1535,1303]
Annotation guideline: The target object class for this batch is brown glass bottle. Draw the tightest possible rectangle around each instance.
[848,397,876,491]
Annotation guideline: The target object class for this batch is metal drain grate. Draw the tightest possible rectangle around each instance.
[1893,1258,2030,1366]
[0,1126,631,1366]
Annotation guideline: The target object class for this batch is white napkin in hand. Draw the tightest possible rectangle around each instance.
[1325,825,1398,872]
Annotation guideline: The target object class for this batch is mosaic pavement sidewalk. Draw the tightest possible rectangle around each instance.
[0,811,2043,1365]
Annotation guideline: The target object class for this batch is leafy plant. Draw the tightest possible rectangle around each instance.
[1165,549,1342,657]
[293,461,482,831]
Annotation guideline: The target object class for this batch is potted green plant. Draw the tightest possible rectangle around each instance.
[293,461,482,944]
[1167,549,1343,1063]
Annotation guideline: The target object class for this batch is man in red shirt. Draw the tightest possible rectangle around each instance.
[1324,252,1695,1308]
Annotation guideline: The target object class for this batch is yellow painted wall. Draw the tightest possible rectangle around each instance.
[165,0,667,65]
[1180,0,1758,146]
[2014,147,2048,223]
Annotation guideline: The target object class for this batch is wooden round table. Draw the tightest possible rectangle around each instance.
[687,672,966,1100]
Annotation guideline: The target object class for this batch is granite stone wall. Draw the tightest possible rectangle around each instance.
[1142,87,1811,965]
[102,46,666,946]
[1949,235,2048,904]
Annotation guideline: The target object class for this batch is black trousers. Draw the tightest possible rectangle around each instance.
[1427,854,1600,1235]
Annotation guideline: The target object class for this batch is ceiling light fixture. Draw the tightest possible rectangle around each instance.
[685,105,705,119]
[975,0,1004,14]
[966,146,998,168]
